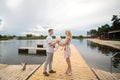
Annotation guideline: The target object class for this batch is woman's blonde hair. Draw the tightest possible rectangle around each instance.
[65,30,72,39]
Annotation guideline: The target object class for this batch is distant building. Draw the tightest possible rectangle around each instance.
[108,30,120,40]
[99,32,109,40]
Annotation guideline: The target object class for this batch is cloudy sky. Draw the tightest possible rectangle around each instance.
[0,0,120,36]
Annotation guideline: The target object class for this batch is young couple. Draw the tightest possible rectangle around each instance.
[43,29,72,77]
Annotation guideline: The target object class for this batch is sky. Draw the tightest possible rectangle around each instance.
[0,0,120,36]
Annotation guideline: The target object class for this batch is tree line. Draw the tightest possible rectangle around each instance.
[0,33,84,40]
[87,14,120,37]
[0,35,15,40]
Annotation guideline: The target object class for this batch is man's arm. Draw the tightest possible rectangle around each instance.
[49,41,57,46]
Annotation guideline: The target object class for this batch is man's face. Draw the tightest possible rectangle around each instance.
[49,30,53,36]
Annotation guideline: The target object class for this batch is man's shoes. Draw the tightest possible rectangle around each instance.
[49,70,56,73]
[43,72,49,76]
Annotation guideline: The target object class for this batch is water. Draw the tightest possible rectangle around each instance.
[0,40,46,64]
[0,39,120,73]
[72,39,120,73]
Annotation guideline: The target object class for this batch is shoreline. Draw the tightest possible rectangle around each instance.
[87,38,120,50]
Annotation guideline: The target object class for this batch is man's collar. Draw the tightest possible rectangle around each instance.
[48,35,52,37]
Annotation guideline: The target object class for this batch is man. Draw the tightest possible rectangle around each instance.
[43,29,57,76]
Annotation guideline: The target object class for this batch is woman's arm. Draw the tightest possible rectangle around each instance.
[58,38,70,46]
[49,41,57,46]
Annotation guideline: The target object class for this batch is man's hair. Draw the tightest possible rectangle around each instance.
[48,29,53,33]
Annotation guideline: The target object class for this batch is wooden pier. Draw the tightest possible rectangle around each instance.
[0,64,40,80]
[18,44,46,54]
[29,45,97,80]
[92,68,120,80]
[18,47,46,54]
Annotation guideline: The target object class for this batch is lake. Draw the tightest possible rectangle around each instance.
[0,39,120,73]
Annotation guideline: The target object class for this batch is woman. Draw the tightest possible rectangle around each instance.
[58,30,72,76]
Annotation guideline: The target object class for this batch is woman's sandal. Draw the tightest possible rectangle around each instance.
[66,71,72,76]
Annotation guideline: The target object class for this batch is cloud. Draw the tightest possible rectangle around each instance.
[5,0,23,10]
[21,24,51,36]
[0,0,120,35]
[0,17,5,30]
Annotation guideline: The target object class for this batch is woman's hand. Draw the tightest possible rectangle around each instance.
[56,41,60,44]
[56,36,61,42]
[57,41,60,45]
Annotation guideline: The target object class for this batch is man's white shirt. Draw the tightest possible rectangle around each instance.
[46,35,54,53]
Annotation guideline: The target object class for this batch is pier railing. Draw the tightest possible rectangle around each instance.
[110,52,120,73]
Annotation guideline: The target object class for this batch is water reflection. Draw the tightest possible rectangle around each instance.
[0,40,46,64]
[87,40,120,68]
[18,53,46,56]
[79,38,83,43]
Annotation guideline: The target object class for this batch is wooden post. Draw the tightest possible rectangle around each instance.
[19,49,28,53]
[37,44,43,48]
[36,50,46,55]
[36,44,46,55]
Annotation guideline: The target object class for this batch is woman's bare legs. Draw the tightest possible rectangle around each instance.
[66,57,72,75]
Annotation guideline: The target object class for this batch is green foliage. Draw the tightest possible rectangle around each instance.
[90,29,98,37]
[52,36,56,39]
[0,35,2,39]
[16,35,47,40]
[61,36,65,39]
[87,13,120,37]
[26,34,32,37]
[0,35,14,40]
[38,35,47,39]
[111,15,120,30]
[79,35,83,38]
[72,35,83,39]
[98,24,110,33]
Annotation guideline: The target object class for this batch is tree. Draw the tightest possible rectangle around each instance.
[79,35,83,38]
[26,34,32,37]
[89,29,98,37]
[87,31,90,36]
[13,35,16,37]
[0,34,2,39]
[87,13,120,38]
[111,15,120,30]
[98,24,110,34]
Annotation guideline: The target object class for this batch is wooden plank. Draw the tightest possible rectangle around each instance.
[92,68,119,80]
[19,47,46,50]
[112,73,120,79]
[29,45,97,80]
[97,69,110,80]
[9,65,39,80]
[107,72,118,80]
[0,65,39,80]
[92,68,106,80]
[0,64,8,70]
[18,47,46,54]
[24,65,41,80]
[0,65,22,79]
[100,70,113,80]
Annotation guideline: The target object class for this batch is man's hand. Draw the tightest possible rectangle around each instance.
[49,41,57,46]
[56,40,60,44]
